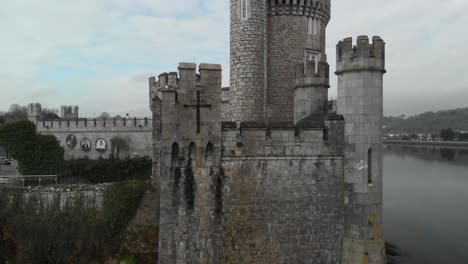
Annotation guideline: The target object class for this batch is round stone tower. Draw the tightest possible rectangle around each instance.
[266,0,331,122]
[229,0,267,122]
[336,36,386,264]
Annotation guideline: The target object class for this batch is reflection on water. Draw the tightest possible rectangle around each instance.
[384,145,468,264]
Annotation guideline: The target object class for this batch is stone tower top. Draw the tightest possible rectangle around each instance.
[27,103,42,124]
[336,36,386,74]
[267,0,331,21]
[61,105,79,120]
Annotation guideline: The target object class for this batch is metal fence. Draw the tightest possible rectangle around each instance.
[0,175,58,187]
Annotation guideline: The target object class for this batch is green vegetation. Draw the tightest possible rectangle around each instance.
[63,156,152,183]
[0,121,151,181]
[384,108,468,134]
[0,104,60,123]
[0,180,148,263]
[0,120,64,175]
[110,136,131,159]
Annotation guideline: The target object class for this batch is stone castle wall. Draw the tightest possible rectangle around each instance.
[229,0,267,122]
[336,36,386,264]
[36,118,152,160]
[219,121,345,263]
[266,4,328,122]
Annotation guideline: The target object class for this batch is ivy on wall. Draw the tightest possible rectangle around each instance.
[0,120,64,175]
[0,180,148,263]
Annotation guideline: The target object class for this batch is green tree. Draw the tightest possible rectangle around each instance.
[110,136,130,159]
[0,120,64,174]
[440,128,455,141]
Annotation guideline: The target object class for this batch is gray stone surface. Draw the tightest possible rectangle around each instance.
[35,118,152,160]
[336,36,386,264]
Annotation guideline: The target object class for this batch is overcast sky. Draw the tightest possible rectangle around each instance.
[0,0,467,117]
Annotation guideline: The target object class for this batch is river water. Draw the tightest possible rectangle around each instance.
[384,145,468,264]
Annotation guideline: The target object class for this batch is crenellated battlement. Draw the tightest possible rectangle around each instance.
[221,119,344,158]
[61,105,79,119]
[36,117,152,132]
[294,60,330,86]
[267,0,331,22]
[155,63,222,93]
[336,36,386,74]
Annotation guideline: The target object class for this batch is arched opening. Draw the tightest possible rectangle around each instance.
[368,148,373,184]
[185,142,196,210]
[205,142,213,167]
[171,143,181,207]
[171,142,180,167]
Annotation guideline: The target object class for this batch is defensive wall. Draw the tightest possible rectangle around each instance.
[153,62,349,263]
[218,119,346,263]
[35,117,152,160]
[2,184,111,213]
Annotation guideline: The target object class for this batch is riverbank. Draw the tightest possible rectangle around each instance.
[384,140,468,149]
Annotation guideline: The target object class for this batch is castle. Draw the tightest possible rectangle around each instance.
[149,0,386,263]
[27,103,153,160]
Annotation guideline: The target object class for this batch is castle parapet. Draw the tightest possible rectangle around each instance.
[221,119,344,158]
[293,61,330,124]
[336,36,386,74]
[36,117,152,132]
[295,61,330,85]
[267,0,331,21]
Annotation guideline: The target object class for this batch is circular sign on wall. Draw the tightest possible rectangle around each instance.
[80,138,92,152]
[96,138,107,152]
[66,134,77,148]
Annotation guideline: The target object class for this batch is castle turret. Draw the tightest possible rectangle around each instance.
[27,103,42,124]
[61,105,79,119]
[156,63,223,263]
[336,36,386,264]
[267,0,331,122]
[229,0,267,122]
[293,59,330,124]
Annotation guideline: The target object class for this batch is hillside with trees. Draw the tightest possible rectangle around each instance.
[384,108,468,134]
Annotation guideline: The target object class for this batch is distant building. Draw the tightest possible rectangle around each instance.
[27,103,152,160]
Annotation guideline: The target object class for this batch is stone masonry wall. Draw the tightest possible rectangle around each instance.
[14,184,111,212]
[336,36,386,264]
[221,158,343,263]
[36,118,152,160]
[229,0,267,122]
[267,15,327,122]
[219,123,345,263]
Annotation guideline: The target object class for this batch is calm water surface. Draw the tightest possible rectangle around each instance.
[384,145,468,264]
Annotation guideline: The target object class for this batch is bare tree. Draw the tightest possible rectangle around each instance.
[5,104,27,122]
[41,108,60,120]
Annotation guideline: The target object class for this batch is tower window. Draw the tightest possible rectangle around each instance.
[305,50,319,73]
[241,0,249,19]
[307,18,319,35]
[313,19,319,35]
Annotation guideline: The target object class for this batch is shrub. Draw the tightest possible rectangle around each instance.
[0,120,64,175]
[63,157,152,183]
[0,180,148,263]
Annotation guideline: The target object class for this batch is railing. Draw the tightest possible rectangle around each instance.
[0,175,58,187]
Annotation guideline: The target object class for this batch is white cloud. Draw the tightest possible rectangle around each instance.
[0,0,467,117]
